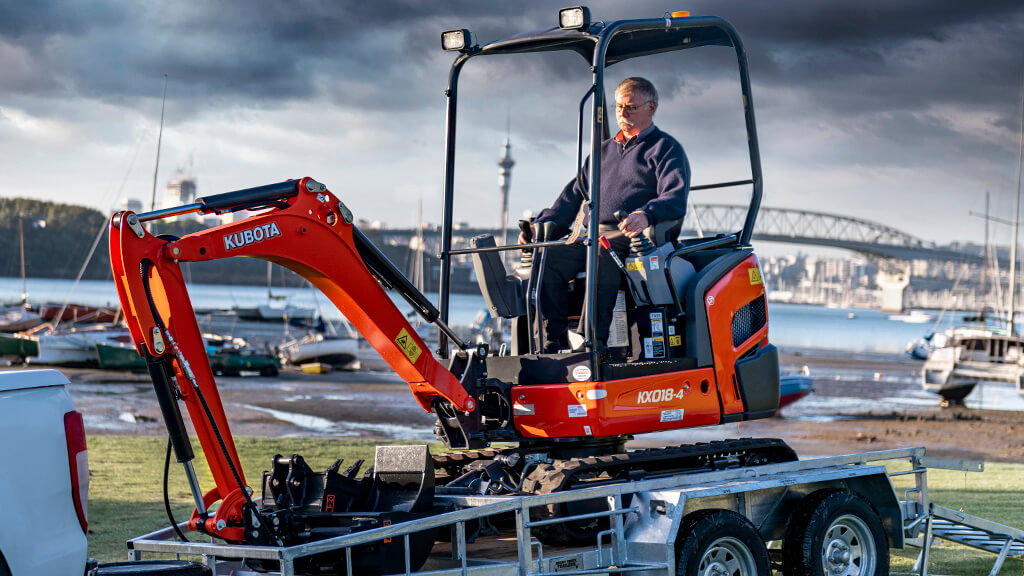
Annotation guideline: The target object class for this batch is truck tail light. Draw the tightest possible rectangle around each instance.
[64,410,89,533]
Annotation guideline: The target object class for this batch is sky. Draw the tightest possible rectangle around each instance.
[1,1,1023,250]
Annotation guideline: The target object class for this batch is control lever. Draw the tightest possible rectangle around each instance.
[600,235,646,303]
[614,210,655,256]
[599,235,628,275]
[518,219,533,251]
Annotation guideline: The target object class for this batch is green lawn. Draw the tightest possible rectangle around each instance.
[889,462,1024,575]
[87,435,400,563]
[87,436,1024,575]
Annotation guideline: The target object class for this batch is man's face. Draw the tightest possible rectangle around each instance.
[615,89,655,137]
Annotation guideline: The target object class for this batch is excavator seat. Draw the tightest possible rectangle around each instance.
[470,234,526,319]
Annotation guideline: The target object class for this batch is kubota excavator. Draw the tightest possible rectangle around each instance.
[108,7,791,573]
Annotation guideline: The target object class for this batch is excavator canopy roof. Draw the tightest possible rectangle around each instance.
[473,16,739,66]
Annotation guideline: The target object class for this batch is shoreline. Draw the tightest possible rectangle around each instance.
[14,347,1024,464]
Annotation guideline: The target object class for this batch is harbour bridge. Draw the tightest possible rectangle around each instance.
[376,204,984,311]
[683,204,980,264]
[383,204,981,265]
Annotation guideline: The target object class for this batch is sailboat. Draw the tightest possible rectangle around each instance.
[922,78,1024,405]
[234,262,315,322]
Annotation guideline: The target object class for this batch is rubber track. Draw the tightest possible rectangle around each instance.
[433,449,503,483]
[521,438,797,495]
[432,438,797,493]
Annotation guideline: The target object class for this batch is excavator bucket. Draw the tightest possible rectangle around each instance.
[253,445,438,575]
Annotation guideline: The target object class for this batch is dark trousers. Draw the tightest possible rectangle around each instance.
[537,227,630,352]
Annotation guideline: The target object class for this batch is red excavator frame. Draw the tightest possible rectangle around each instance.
[109,176,770,542]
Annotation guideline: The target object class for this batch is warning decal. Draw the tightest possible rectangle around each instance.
[395,328,423,364]
[748,267,763,285]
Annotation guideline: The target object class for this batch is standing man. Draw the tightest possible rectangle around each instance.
[521,77,690,353]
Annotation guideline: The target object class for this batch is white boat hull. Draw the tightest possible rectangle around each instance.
[280,336,359,367]
[922,334,1024,403]
[29,329,130,365]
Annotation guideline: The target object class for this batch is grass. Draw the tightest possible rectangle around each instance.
[87,435,407,563]
[889,462,1024,575]
[88,436,1024,574]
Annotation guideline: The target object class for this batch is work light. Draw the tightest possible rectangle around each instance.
[441,29,474,52]
[558,6,591,30]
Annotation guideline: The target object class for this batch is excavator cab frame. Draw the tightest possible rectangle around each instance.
[437,11,765,375]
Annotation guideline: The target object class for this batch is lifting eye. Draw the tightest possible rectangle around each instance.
[700,379,709,394]
[199,247,206,256]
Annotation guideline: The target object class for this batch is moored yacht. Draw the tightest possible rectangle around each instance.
[922,314,1024,405]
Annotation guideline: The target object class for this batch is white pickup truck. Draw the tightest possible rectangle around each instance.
[0,369,89,576]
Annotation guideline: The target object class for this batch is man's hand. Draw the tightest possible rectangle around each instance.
[618,211,649,238]
[518,230,529,245]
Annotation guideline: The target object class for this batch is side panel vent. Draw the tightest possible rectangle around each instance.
[732,294,767,347]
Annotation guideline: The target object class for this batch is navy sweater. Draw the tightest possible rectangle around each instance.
[536,126,690,237]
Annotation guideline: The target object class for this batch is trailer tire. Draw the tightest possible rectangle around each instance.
[675,509,769,576]
[94,560,212,575]
[783,490,888,576]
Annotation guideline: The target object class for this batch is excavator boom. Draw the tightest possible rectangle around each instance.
[109,176,474,541]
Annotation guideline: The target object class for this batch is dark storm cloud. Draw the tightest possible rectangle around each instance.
[0,1,1020,159]
[0,1,551,111]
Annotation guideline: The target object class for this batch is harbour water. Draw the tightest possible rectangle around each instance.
[15,275,1023,437]
[0,275,969,354]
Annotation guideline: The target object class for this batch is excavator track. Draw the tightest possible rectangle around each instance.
[521,437,797,494]
[433,438,797,545]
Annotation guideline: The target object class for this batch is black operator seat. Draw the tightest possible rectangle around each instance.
[470,234,526,318]
[626,216,695,311]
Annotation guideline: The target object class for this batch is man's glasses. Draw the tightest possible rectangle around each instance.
[615,101,649,113]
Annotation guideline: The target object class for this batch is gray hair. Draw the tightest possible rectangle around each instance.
[616,77,658,108]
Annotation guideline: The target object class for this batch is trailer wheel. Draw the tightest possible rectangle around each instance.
[783,490,889,576]
[259,365,279,377]
[676,510,769,576]
[94,560,212,575]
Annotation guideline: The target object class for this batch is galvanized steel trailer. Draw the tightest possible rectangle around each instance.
[123,447,1023,576]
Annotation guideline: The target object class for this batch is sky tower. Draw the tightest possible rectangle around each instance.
[497,119,515,260]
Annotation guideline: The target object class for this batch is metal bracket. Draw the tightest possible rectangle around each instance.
[126,213,146,239]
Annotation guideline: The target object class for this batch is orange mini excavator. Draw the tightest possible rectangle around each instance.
[109,7,792,572]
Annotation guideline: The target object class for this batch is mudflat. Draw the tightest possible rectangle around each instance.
[28,347,1024,463]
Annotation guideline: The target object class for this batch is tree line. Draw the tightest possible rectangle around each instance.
[0,198,411,287]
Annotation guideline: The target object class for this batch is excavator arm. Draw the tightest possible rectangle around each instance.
[109,177,475,542]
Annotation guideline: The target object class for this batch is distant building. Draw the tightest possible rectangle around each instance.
[123,198,143,213]
[163,176,198,223]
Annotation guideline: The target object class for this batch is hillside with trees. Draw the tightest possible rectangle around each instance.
[0,198,405,287]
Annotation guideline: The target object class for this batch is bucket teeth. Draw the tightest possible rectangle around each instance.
[343,459,364,478]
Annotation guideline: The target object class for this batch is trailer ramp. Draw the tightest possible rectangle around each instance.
[913,504,1024,576]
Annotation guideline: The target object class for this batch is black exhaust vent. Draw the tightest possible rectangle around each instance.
[732,294,767,347]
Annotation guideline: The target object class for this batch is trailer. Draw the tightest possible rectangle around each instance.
[120,447,1023,576]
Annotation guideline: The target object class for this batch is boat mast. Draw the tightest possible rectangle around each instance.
[149,74,168,212]
[18,215,26,305]
[1010,73,1024,336]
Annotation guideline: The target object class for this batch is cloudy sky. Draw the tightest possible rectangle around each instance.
[1,1,1022,249]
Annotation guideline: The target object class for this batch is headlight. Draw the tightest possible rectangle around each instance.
[558,6,591,30]
[441,29,474,52]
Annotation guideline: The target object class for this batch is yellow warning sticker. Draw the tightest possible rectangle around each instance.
[748,267,763,285]
[626,261,644,272]
[395,328,422,364]
[670,335,682,346]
